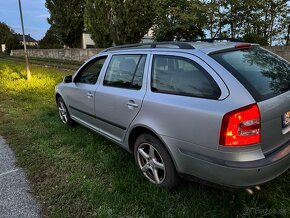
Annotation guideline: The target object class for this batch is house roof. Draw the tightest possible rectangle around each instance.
[14,34,37,42]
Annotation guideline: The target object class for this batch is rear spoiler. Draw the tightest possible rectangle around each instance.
[208,44,259,55]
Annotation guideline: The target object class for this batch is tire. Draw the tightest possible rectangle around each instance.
[57,97,76,126]
[134,133,180,189]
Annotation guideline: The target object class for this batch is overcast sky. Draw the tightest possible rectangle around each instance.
[0,0,49,40]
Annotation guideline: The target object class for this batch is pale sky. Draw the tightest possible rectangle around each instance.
[0,0,50,40]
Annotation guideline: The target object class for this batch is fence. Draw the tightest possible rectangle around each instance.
[10,48,103,62]
[263,46,290,62]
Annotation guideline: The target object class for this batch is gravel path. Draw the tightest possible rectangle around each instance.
[0,136,40,218]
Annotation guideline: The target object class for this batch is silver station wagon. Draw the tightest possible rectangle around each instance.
[55,41,290,191]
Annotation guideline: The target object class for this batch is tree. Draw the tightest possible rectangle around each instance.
[84,0,113,47]
[203,0,261,39]
[0,22,21,53]
[282,16,290,45]
[243,33,268,45]
[0,22,12,44]
[39,27,62,49]
[45,0,85,48]
[201,0,290,45]
[84,0,157,47]
[153,0,205,41]
[247,0,289,45]
[203,0,222,38]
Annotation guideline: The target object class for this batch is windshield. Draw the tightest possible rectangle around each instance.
[211,47,290,101]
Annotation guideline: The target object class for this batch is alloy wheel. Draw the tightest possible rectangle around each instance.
[58,101,68,124]
[137,143,166,184]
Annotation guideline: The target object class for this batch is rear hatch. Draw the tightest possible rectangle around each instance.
[211,46,290,153]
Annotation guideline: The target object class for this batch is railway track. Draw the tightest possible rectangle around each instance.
[0,55,82,72]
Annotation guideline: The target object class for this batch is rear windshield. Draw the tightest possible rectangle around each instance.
[211,47,290,101]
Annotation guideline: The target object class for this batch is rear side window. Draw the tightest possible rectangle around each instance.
[211,47,290,101]
[104,55,146,89]
[151,55,221,99]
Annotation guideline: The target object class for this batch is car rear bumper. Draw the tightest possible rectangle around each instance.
[162,136,290,188]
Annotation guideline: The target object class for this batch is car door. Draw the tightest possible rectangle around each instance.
[94,52,150,142]
[140,51,229,149]
[65,55,108,126]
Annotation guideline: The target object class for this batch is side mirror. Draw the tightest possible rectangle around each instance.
[63,75,72,83]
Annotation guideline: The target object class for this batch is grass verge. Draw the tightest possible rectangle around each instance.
[0,60,289,217]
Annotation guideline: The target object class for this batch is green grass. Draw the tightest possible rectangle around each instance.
[0,60,289,217]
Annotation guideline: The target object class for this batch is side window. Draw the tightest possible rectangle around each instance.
[74,56,107,84]
[104,55,146,89]
[151,55,221,99]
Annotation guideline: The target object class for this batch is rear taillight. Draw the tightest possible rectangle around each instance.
[220,104,261,146]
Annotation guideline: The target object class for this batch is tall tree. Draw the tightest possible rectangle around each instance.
[0,22,12,43]
[202,0,290,45]
[39,27,62,49]
[266,0,289,45]
[282,15,290,45]
[203,0,222,38]
[0,22,21,53]
[45,0,85,48]
[240,0,289,45]
[153,0,205,41]
[84,0,157,47]
[203,0,259,39]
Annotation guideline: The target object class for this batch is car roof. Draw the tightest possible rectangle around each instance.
[99,41,258,56]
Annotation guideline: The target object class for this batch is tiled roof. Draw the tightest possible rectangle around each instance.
[14,34,37,42]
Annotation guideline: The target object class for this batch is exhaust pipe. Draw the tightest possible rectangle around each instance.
[245,186,261,195]
[245,188,254,195]
[254,185,261,191]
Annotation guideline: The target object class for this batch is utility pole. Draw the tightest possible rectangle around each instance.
[18,0,31,80]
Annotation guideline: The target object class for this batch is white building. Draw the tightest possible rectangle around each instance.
[81,29,154,49]
[1,44,5,52]
[82,33,96,49]
[140,29,154,43]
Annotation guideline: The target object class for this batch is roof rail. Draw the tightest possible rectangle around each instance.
[192,38,244,43]
[103,41,195,52]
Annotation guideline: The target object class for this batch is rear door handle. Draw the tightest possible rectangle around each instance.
[127,100,138,108]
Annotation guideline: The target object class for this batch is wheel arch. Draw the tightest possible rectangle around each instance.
[127,125,179,172]
[55,92,62,103]
[55,92,68,106]
[55,92,70,113]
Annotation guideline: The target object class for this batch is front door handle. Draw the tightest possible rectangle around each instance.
[127,100,138,109]
[87,92,94,98]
